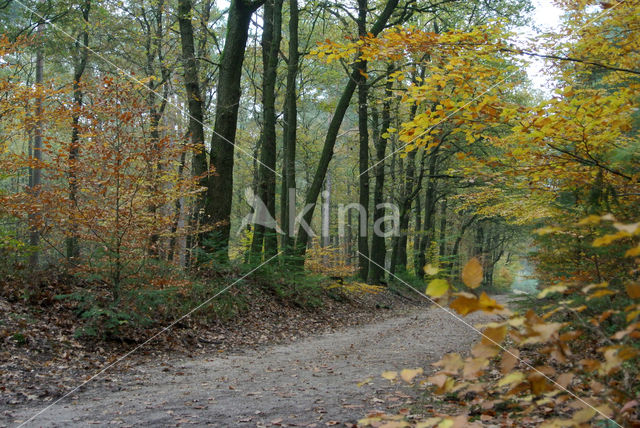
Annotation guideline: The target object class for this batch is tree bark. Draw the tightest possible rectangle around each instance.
[251,0,283,260]
[321,173,331,247]
[205,0,265,260]
[178,0,208,264]
[368,69,392,283]
[356,0,369,281]
[413,193,421,276]
[280,0,299,258]
[438,197,448,265]
[415,151,438,278]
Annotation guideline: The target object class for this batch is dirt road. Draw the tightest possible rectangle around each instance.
[4,305,494,427]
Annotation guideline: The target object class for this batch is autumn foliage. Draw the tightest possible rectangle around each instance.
[0,38,206,304]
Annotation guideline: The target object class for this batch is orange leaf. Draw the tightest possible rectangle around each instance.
[626,283,640,299]
[462,257,483,289]
[482,325,507,346]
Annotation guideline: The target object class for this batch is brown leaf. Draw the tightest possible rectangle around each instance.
[482,325,507,346]
[555,372,574,388]
[500,348,520,374]
[463,357,489,380]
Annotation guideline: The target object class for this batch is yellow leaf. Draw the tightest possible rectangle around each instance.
[424,263,439,276]
[400,368,423,383]
[425,278,449,298]
[478,292,504,313]
[462,257,483,289]
[626,245,640,257]
[587,289,615,300]
[572,408,596,424]
[593,230,630,247]
[415,418,443,428]
[433,353,464,374]
[357,377,373,387]
[626,310,640,323]
[582,282,608,293]
[437,419,454,428]
[577,215,601,225]
[382,371,398,381]
[534,226,561,235]
[538,285,567,298]
[498,371,525,387]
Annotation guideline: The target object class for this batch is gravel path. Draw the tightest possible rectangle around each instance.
[4,303,497,427]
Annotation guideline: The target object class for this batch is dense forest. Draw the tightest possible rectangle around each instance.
[1,0,639,426]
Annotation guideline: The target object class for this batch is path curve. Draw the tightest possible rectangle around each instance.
[7,304,497,427]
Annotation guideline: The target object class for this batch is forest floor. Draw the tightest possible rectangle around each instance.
[1,289,505,428]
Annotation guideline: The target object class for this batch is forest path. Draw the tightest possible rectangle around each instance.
[6,301,501,427]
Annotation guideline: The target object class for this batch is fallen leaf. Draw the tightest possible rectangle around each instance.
[400,368,423,383]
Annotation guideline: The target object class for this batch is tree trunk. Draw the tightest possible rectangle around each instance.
[251,0,283,260]
[294,0,399,259]
[415,151,438,278]
[178,0,208,263]
[205,0,265,261]
[368,69,392,283]
[280,0,299,257]
[413,193,421,276]
[321,173,331,247]
[66,0,91,262]
[356,0,369,280]
[390,99,422,274]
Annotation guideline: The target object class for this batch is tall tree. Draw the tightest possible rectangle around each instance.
[280,0,298,256]
[368,64,393,283]
[415,150,438,278]
[178,0,209,262]
[203,0,265,260]
[251,0,283,260]
[356,0,370,280]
